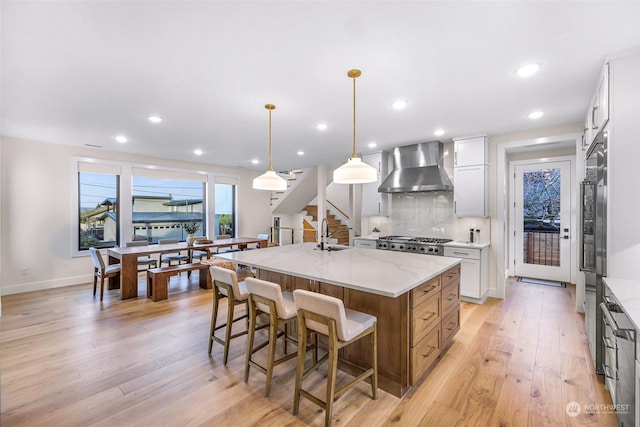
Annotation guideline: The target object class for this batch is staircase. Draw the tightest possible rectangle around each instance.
[302,205,349,245]
[270,169,305,209]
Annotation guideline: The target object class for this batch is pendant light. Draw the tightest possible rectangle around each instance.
[253,104,287,191]
[333,69,377,184]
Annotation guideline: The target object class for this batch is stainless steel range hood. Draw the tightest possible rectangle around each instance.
[378,141,453,193]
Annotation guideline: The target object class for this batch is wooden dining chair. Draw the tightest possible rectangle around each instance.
[158,238,189,267]
[126,240,157,270]
[89,247,121,301]
[214,234,235,253]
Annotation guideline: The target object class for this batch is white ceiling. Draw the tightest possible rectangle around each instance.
[2,1,640,172]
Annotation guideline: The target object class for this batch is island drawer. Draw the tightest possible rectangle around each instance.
[441,281,460,316]
[441,304,460,348]
[411,292,441,346]
[441,264,461,289]
[411,323,441,383]
[411,276,441,308]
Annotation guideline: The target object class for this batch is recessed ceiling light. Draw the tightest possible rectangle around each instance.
[194,149,203,156]
[316,123,328,131]
[516,63,540,77]
[433,128,445,136]
[251,159,260,165]
[115,135,127,143]
[528,111,544,119]
[148,116,163,123]
[392,100,408,110]
[367,142,377,148]
[297,150,305,156]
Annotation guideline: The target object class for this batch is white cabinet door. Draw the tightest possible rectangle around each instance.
[454,136,488,167]
[585,63,609,147]
[362,151,389,216]
[459,259,481,298]
[454,165,488,217]
[591,63,609,136]
[444,246,482,299]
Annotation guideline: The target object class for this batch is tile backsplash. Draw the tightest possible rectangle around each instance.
[366,192,490,242]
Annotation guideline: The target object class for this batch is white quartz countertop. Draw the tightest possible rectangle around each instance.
[444,241,490,249]
[217,242,461,298]
[603,278,640,331]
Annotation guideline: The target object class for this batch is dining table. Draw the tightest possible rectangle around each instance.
[107,236,268,299]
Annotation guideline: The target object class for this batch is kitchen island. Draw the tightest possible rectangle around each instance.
[217,243,462,397]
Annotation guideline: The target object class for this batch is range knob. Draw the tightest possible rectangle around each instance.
[390,244,396,249]
[428,247,434,253]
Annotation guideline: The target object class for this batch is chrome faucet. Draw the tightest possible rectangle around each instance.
[319,217,330,250]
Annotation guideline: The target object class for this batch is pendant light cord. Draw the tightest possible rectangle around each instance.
[352,74,357,159]
[266,104,275,171]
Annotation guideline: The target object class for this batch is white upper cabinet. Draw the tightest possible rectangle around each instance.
[454,136,489,167]
[453,136,489,217]
[362,151,389,216]
[584,63,609,148]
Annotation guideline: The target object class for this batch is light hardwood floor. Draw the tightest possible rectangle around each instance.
[0,273,618,426]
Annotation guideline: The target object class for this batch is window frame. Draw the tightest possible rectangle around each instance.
[72,157,239,257]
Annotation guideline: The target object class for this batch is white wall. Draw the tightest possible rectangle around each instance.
[0,136,272,295]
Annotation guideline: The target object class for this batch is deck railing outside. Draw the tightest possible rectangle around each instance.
[524,231,560,266]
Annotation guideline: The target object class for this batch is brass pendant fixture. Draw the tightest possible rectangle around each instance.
[333,69,377,184]
[253,104,287,191]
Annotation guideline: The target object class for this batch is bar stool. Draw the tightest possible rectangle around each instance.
[292,289,378,427]
[208,266,249,364]
[244,278,298,397]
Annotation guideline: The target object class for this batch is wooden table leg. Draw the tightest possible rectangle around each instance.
[119,254,139,300]
[199,268,211,289]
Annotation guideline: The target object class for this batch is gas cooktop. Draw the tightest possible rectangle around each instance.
[375,235,452,255]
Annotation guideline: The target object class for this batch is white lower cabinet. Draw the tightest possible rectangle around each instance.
[444,245,488,302]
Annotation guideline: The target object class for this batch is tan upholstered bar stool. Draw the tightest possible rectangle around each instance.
[208,266,249,364]
[244,278,298,397]
[292,289,378,427]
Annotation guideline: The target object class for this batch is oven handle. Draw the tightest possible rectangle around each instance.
[602,363,617,380]
[600,302,618,336]
[601,302,636,341]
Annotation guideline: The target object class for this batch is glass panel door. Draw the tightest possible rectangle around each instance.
[514,160,571,282]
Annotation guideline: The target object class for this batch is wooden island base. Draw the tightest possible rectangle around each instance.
[257,263,461,398]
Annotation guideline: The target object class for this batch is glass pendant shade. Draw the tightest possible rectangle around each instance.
[333,69,377,184]
[253,170,287,191]
[333,157,377,184]
[253,104,287,191]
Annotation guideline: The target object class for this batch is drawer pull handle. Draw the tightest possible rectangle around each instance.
[452,251,469,255]
[422,346,436,359]
[422,312,436,322]
[422,285,436,293]
[445,322,456,331]
[447,295,457,301]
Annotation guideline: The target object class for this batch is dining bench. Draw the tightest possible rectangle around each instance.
[146,263,211,301]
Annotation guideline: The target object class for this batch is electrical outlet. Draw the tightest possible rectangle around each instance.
[20,268,28,275]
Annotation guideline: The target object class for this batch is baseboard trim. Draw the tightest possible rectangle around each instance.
[1,275,93,296]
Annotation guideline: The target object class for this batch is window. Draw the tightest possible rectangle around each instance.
[78,171,120,250]
[215,183,236,237]
[132,172,206,243]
